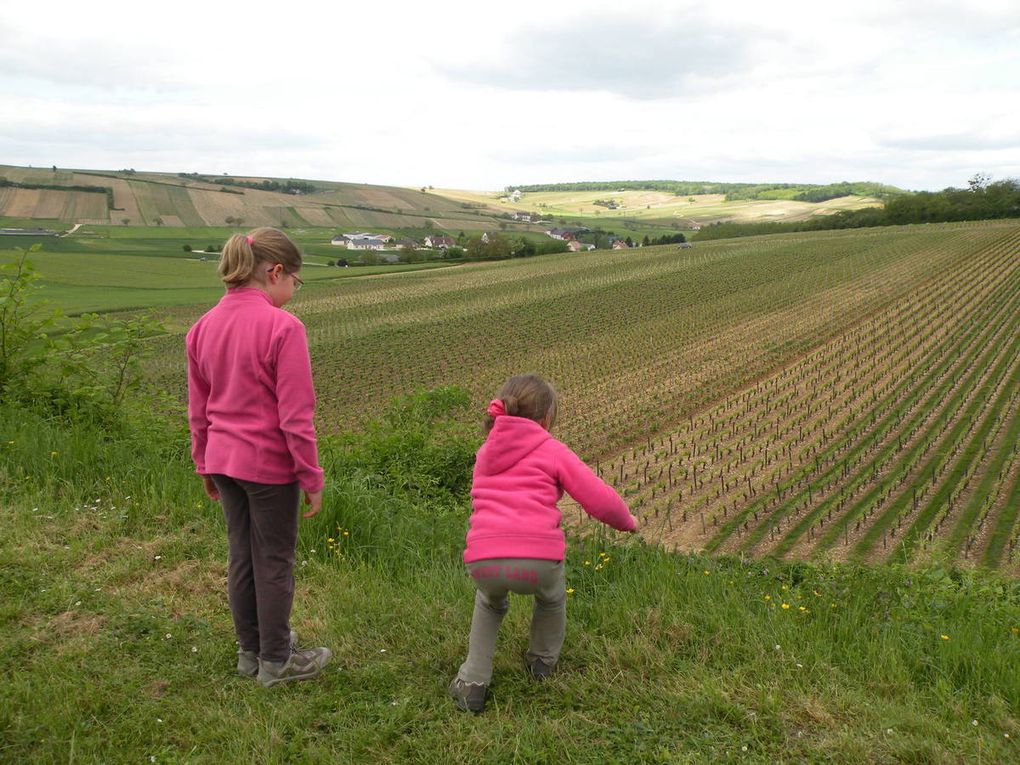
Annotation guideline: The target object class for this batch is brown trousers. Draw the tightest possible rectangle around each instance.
[212,475,299,663]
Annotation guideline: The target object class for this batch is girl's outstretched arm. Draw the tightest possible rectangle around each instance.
[555,443,637,532]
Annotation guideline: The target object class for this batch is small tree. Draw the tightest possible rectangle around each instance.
[183,244,192,252]
[121,218,130,226]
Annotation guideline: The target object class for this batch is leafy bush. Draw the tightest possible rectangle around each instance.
[323,386,480,508]
[0,247,166,422]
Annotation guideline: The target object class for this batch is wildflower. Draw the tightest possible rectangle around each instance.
[972,720,978,727]
[781,585,788,591]
[327,538,335,543]
[165,633,172,640]
[49,451,58,457]
[703,570,710,575]
[1011,627,1018,635]
[764,595,771,601]
[566,588,575,595]
[342,531,349,536]
[774,645,781,651]
[813,590,821,597]
[940,634,950,641]
[781,603,790,610]
[584,560,591,566]
[799,606,807,612]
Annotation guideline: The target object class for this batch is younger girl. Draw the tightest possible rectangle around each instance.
[186,227,331,688]
[449,374,637,713]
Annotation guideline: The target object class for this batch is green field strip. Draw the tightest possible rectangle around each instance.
[941,391,1020,559]
[852,328,1020,560]
[741,258,1020,554]
[891,354,1020,563]
[166,186,205,227]
[709,262,1019,554]
[981,455,1020,566]
[782,304,1018,558]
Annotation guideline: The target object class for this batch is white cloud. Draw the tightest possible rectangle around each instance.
[0,0,1018,190]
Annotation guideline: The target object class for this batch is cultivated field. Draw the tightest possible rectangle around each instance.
[141,220,1020,572]
[0,165,513,232]
[436,187,883,227]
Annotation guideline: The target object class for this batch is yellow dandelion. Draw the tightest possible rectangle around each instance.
[327,538,335,543]
[49,451,58,457]
[781,585,788,591]
[764,595,771,601]
[343,531,349,536]
[781,603,790,610]
[812,590,821,597]
[703,570,710,575]
[940,634,950,641]
[566,588,575,595]
[799,606,807,612]
[584,560,591,566]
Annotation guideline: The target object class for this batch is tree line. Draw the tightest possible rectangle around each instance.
[693,178,1020,241]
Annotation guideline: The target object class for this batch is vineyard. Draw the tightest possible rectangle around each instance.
[147,220,1020,571]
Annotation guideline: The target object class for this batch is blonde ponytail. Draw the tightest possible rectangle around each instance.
[217,227,304,288]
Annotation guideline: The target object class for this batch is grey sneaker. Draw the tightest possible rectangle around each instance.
[448,677,488,713]
[257,646,332,688]
[237,630,299,677]
[527,658,556,681]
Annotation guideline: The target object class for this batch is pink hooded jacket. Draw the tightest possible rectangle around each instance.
[465,415,636,562]
[186,288,324,493]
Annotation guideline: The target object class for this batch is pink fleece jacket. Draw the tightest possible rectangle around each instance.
[186,288,324,493]
[465,415,636,562]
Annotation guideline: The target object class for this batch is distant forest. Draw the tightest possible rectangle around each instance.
[693,178,1020,240]
[508,180,905,203]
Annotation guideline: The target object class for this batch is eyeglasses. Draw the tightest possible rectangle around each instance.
[267,267,304,290]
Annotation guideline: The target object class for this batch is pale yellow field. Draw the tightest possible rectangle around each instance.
[434,187,883,227]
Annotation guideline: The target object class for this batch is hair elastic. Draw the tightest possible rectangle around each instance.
[487,399,506,418]
[246,235,254,246]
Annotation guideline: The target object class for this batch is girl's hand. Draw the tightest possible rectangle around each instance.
[628,515,640,532]
[302,490,323,519]
[202,475,220,501]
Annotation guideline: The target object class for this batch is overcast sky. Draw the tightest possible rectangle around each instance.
[1,0,1018,191]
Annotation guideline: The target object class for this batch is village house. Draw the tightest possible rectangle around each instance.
[333,231,393,249]
[611,239,631,249]
[424,234,455,249]
[347,238,385,251]
[567,240,596,252]
[512,211,532,222]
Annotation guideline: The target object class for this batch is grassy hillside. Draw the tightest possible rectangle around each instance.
[0,165,515,233]
[1,396,1018,763]
[436,187,884,230]
[1,165,891,243]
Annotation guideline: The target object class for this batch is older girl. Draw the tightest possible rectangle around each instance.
[186,227,331,687]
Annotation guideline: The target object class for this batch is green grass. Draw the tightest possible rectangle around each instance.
[0,237,460,314]
[1,405,1018,763]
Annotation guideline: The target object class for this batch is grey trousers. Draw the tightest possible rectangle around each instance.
[212,474,299,664]
[457,558,566,685]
